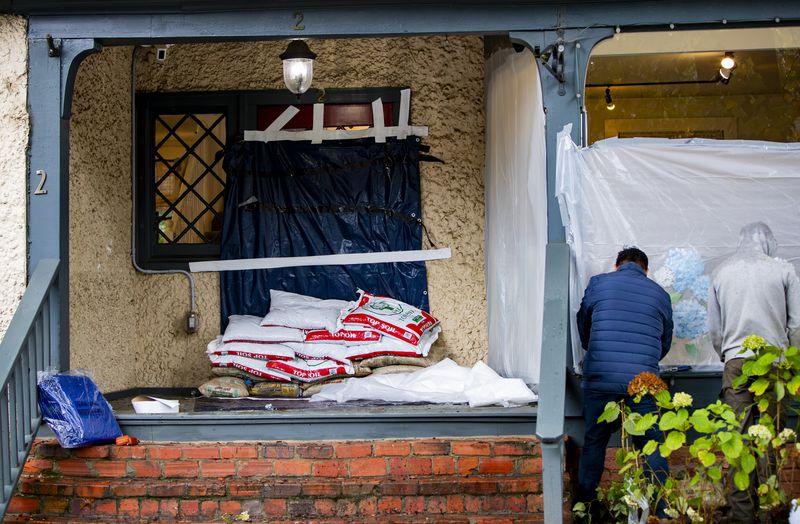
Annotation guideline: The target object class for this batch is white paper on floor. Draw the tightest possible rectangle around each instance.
[309,358,537,407]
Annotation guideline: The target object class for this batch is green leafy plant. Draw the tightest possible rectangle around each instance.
[573,335,800,523]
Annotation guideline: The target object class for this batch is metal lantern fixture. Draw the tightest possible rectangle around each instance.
[280,39,317,95]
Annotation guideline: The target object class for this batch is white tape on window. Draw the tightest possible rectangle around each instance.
[243,89,427,143]
[189,248,452,273]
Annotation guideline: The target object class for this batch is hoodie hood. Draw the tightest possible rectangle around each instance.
[736,221,778,258]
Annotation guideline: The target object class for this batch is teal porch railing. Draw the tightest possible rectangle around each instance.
[0,259,60,520]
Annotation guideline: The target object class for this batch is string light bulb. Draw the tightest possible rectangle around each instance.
[605,88,615,111]
[720,52,736,70]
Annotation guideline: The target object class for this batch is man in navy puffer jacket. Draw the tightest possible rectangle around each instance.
[575,247,674,510]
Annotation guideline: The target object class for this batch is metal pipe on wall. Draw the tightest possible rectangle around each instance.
[129,46,199,334]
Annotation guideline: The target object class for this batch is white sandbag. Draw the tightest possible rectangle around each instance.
[261,289,348,331]
[285,342,352,364]
[207,336,295,361]
[264,357,354,383]
[338,291,439,349]
[209,354,294,382]
[310,358,537,407]
[222,315,305,344]
[304,329,381,345]
[343,327,440,359]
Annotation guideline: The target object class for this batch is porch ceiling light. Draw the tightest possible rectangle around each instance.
[605,87,615,111]
[280,39,317,95]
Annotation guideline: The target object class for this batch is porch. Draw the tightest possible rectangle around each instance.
[2,1,800,523]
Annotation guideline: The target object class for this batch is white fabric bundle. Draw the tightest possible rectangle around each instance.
[310,358,537,407]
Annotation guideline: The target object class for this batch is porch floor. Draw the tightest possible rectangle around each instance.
[37,388,539,442]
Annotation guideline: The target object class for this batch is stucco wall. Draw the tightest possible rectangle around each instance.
[0,16,28,340]
[70,37,486,391]
[68,47,221,390]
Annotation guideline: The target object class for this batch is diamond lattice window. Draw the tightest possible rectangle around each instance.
[153,113,226,245]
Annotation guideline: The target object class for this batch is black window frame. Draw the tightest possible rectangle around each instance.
[134,87,404,270]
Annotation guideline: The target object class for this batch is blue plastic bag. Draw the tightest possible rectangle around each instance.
[37,370,122,448]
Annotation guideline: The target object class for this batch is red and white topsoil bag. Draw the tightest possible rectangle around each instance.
[338,291,439,349]
[304,329,381,345]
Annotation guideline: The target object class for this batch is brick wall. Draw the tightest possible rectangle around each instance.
[6,437,545,523]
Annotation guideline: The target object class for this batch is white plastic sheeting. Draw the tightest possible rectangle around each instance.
[484,48,547,385]
[556,127,800,372]
[309,358,538,407]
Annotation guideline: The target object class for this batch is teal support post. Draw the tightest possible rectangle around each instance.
[511,28,613,524]
[27,37,100,369]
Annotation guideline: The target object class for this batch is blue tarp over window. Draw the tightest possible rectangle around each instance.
[220,137,429,325]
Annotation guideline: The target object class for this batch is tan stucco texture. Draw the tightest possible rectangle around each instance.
[0,16,28,340]
[69,37,487,391]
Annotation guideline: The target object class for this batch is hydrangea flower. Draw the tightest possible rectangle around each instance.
[652,266,674,289]
[664,248,706,293]
[748,424,772,442]
[779,428,796,443]
[688,274,710,302]
[672,392,693,408]
[627,371,668,398]
[742,335,767,352]
[673,298,708,340]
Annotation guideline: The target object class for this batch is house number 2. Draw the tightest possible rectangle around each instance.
[34,169,48,195]
[293,11,305,30]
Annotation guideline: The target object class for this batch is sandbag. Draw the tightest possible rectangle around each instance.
[198,377,249,398]
[264,357,354,383]
[370,365,426,376]
[261,290,347,331]
[208,336,295,361]
[211,366,267,382]
[338,291,439,349]
[304,329,381,345]
[302,379,347,397]
[223,315,304,344]
[249,381,304,398]
[358,344,445,367]
[209,354,294,382]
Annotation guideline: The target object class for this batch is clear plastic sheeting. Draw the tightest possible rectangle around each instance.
[556,127,800,372]
[484,48,547,385]
[309,358,538,407]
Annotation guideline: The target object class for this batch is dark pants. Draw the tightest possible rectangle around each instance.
[722,358,759,524]
[577,389,670,505]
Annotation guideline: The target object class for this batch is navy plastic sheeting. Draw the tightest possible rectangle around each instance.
[220,137,429,325]
[37,371,123,448]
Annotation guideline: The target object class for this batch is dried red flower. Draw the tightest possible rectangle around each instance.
[627,371,668,398]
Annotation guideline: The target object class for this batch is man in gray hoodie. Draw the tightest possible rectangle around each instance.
[708,222,800,523]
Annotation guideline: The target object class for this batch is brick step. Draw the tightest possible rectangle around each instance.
[8,437,545,522]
